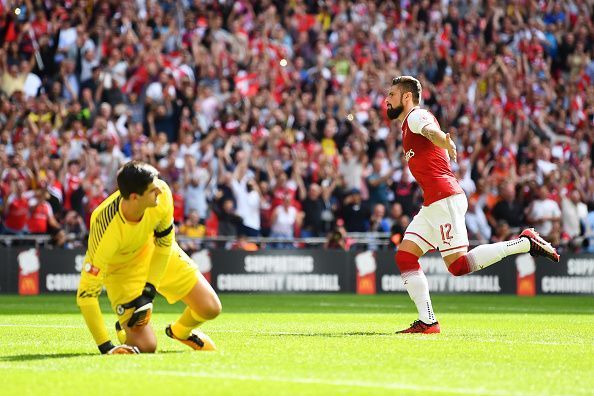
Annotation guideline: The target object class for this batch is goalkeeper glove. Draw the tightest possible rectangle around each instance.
[119,282,156,328]
[98,341,140,355]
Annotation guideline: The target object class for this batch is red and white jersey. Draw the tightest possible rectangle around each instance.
[64,172,82,210]
[28,201,53,234]
[401,107,463,206]
[4,194,30,231]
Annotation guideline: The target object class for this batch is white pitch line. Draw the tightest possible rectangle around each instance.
[0,364,555,396]
[317,302,408,308]
[147,369,539,396]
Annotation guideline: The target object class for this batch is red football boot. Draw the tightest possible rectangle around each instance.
[520,228,560,262]
[397,320,441,334]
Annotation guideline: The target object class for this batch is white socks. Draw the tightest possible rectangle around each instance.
[466,238,530,272]
[401,270,436,324]
[399,238,530,324]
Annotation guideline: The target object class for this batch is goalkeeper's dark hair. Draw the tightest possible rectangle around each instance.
[117,161,159,199]
[391,76,422,105]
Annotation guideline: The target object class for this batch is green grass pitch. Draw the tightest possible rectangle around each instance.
[0,293,593,396]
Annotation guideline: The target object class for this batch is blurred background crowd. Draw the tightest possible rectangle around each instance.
[0,0,593,252]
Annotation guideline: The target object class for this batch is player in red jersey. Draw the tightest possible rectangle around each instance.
[386,76,559,334]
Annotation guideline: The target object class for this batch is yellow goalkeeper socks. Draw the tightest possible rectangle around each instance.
[170,307,205,339]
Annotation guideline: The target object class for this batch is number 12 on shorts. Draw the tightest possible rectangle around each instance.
[440,223,453,246]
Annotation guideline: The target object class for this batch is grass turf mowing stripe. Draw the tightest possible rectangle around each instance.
[0,324,588,346]
[0,364,556,396]
[1,294,592,396]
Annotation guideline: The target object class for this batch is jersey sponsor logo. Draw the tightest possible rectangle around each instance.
[84,262,100,276]
[404,149,415,162]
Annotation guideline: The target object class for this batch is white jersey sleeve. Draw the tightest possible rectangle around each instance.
[407,109,439,134]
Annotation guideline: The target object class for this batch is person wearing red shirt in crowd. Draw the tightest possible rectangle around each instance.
[270,193,304,248]
[3,180,31,234]
[84,179,108,227]
[386,76,559,334]
[31,8,49,38]
[44,168,64,217]
[270,171,299,210]
[0,168,19,199]
[1,154,34,191]
[171,180,185,225]
[503,88,526,124]
[27,188,60,234]
[64,159,84,212]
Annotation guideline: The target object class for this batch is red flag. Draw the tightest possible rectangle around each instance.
[5,20,17,42]
[235,71,259,97]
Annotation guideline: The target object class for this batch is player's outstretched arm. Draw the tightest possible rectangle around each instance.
[420,125,457,162]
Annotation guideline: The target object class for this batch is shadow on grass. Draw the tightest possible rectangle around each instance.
[0,352,96,362]
[0,350,184,362]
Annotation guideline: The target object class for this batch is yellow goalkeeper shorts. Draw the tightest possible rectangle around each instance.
[106,243,199,318]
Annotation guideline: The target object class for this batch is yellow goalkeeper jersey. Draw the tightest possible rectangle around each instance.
[76,178,175,346]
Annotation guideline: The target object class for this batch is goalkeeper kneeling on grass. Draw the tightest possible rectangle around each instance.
[76,161,221,354]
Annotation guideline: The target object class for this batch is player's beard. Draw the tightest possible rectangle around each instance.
[387,105,403,120]
[387,97,404,120]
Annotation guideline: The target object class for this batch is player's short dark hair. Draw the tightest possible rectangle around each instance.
[117,161,159,199]
[392,76,422,105]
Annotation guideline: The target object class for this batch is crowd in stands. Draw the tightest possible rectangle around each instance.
[0,0,594,253]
